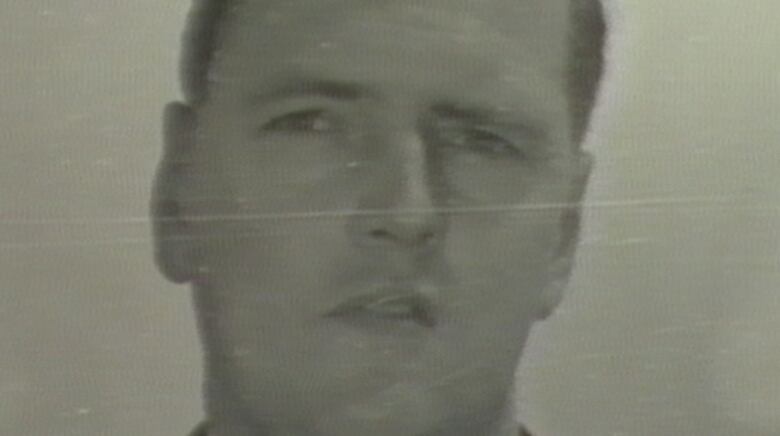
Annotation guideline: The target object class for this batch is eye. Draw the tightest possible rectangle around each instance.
[442,127,521,158]
[261,109,334,133]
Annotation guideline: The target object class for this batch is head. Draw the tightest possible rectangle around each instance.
[152,0,606,434]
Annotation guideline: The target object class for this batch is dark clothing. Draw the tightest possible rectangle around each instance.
[189,421,534,435]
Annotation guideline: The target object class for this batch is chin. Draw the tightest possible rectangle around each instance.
[206,353,519,436]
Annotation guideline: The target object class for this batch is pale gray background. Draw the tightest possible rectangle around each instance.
[1,1,778,435]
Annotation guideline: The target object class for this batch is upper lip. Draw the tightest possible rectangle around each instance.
[323,286,437,328]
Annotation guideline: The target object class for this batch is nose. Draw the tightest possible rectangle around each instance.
[351,130,447,250]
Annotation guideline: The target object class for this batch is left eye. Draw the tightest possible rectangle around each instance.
[444,128,518,156]
[261,109,334,133]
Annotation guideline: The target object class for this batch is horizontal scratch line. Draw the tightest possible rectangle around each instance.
[0,195,761,225]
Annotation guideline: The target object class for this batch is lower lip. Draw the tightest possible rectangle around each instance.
[329,310,433,337]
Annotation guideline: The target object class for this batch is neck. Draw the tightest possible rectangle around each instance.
[208,416,520,436]
[206,389,521,436]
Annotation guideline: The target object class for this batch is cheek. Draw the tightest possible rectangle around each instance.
[447,208,562,315]
[217,137,366,217]
[447,205,562,263]
[441,154,536,202]
[445,209,559,292]
[198,221,349,293]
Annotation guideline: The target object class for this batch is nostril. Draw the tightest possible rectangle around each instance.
[368,227,437,245]
[370,229,392,239]
[419,231,435,243]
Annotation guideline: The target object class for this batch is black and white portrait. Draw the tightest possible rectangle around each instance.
[1,1,778,435]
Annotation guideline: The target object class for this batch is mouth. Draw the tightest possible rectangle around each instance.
[323,287,437,329]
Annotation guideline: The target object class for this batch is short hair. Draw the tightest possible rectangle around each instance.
[178,0,607,142]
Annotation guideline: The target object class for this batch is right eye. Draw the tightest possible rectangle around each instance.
[261,109,334,133]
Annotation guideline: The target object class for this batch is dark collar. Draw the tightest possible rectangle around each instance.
[190,421,534,436]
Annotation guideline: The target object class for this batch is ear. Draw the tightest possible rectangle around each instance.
[151,102,199,284]
[537,150,594,319]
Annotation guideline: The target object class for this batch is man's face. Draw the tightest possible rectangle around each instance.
[161,0,590,433]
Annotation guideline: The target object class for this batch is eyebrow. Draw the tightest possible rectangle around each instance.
[249,79,368,105]
[430,102,497,123]
[430,102,548,139]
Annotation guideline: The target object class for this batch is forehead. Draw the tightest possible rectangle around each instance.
[224,0,570,38]
[209,0,571,108]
